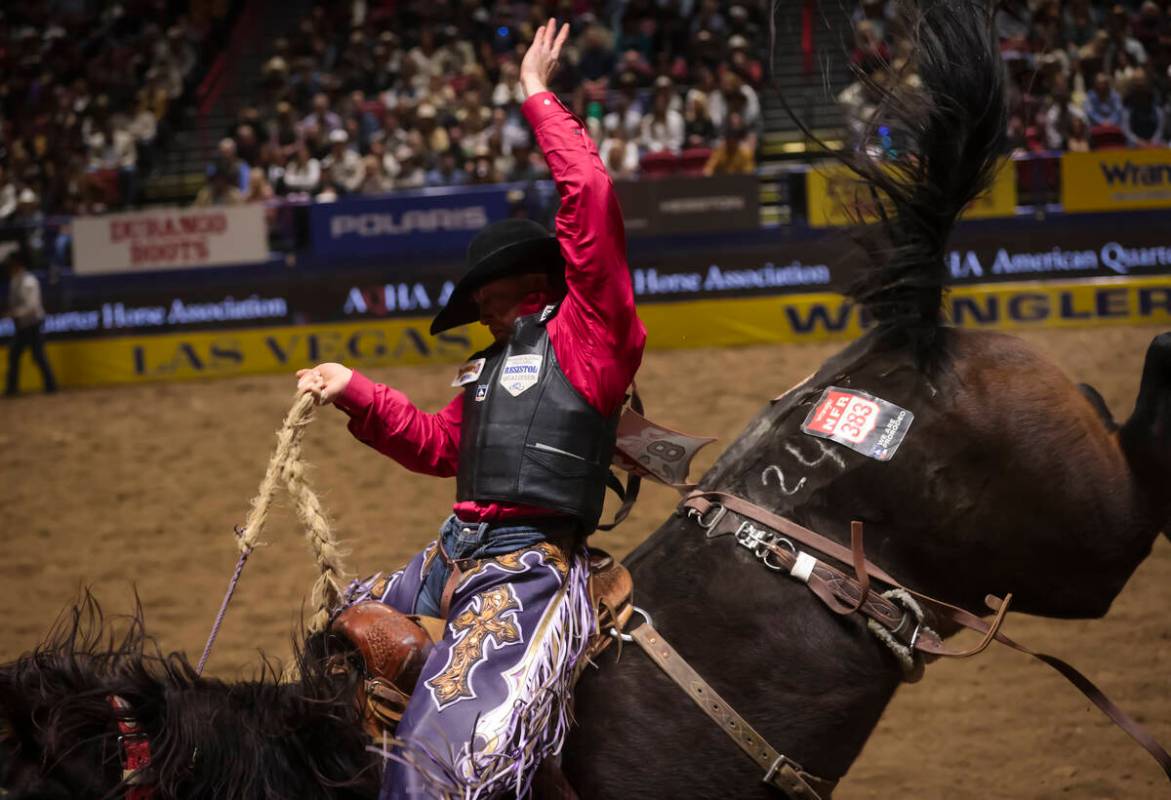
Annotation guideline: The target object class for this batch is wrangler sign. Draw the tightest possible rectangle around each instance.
[1061,149,1171,213]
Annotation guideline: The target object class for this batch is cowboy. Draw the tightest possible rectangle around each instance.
[297,20,645,799]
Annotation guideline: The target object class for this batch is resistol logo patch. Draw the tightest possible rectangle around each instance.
[500,354,542,397]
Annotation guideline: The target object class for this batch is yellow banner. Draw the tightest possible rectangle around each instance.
[640,275,1171,348]
[1061,148,1171,213]
[3,277,1168,390]
[805,159,1018,227]
[4,317,493,392]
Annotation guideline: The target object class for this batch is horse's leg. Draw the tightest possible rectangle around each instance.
[1120,333,1171,536]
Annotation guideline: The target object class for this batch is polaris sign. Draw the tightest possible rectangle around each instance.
[309,185,512,258]
[328,207,489,238]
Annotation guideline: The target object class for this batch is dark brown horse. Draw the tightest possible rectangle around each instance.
[2,0,1168,797]
[561,0,1171,794]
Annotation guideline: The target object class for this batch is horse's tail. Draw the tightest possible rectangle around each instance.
[782,0,1007,361]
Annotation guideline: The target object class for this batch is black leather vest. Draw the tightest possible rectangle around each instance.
[455,305,620,529]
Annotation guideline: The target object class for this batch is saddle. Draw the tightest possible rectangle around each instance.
[330,547,634,737]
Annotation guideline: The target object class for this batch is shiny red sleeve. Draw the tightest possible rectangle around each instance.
[334,369,463,477]
[521,92,647,417]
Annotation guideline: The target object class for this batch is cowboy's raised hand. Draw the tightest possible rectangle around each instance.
[520,19,570,98]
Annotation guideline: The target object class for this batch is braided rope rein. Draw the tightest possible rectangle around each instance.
[197,392,349,675]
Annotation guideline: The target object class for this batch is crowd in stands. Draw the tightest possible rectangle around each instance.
[838,0,1171,152]
[200,0,768,205]
[1,1,232,224]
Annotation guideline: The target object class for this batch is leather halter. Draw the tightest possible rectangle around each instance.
[106,695,155,800]
[676,490,1171,785]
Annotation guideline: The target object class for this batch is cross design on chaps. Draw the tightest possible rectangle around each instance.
[427,586,524,709]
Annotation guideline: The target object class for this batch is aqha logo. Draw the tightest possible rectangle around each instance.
[343,283,448,316]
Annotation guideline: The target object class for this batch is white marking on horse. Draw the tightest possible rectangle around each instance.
[761,465,806,496]
[784,439,846,469]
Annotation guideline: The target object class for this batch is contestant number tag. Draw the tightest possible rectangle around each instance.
[801,387,913,461]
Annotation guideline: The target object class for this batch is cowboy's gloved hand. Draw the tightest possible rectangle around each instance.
[296,362,352,405]
[520,18,570,98]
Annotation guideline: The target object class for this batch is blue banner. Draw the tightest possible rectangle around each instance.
[308,184,517,258]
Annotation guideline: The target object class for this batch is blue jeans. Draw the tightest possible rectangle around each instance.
[412,515,549,617]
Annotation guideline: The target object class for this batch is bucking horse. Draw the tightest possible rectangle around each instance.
[2,0,1169,797]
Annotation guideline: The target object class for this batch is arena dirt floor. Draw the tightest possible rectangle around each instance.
[1,324,1168,798]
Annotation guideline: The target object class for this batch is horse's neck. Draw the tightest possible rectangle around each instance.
[615,516,904,785]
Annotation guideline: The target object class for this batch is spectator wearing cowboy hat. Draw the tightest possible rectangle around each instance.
[296,20,645,798]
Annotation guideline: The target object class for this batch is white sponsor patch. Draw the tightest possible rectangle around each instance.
[451,357,485,387]
[500,354,542,397]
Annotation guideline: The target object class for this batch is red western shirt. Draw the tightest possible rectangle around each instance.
[335,91,647,523]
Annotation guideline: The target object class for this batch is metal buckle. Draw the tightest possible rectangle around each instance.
[762,753,799,785]
[689,502,727,534]
[734,520,771,549]
[733,522,796,571]
[609,605,653,643]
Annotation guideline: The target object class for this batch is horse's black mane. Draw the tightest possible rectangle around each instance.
[775,0,1008,367]
[0,594,379,800]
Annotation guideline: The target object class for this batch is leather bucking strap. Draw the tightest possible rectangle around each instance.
[630,623,836,799]
[681,490,1171,784]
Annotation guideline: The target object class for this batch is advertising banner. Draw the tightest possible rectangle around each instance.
[805,159,1017,227]
[72,204,269,274]
[637,275,1171,351]
[615,174,759,235]
[1061,148,1171,213]
[2,316,488,391]
[7,209,1171,344]
[7,276,1168,391]
[308,185,513,258]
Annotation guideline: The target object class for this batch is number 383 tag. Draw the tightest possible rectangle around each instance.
[801,387,914,461]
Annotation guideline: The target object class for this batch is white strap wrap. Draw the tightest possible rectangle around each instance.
[790,552,817,583]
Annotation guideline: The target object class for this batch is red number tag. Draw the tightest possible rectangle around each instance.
[802,387,913,461]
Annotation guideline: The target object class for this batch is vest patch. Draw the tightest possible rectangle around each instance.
[451,357,486,387]
[474,384,489,402]
[500,354,542,396]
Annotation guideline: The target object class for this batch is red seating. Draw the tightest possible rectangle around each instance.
[678,147,712,175]
[1089,124,1127,150]
[639,151,680,177]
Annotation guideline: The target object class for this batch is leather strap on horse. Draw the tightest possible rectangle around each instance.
[597,386,645,532]
[682,490,1171,783]
[629,623,836,799]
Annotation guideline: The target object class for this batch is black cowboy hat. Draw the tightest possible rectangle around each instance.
[429,218,564,335]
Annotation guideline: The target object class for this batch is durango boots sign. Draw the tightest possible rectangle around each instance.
[72,205,269,274]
